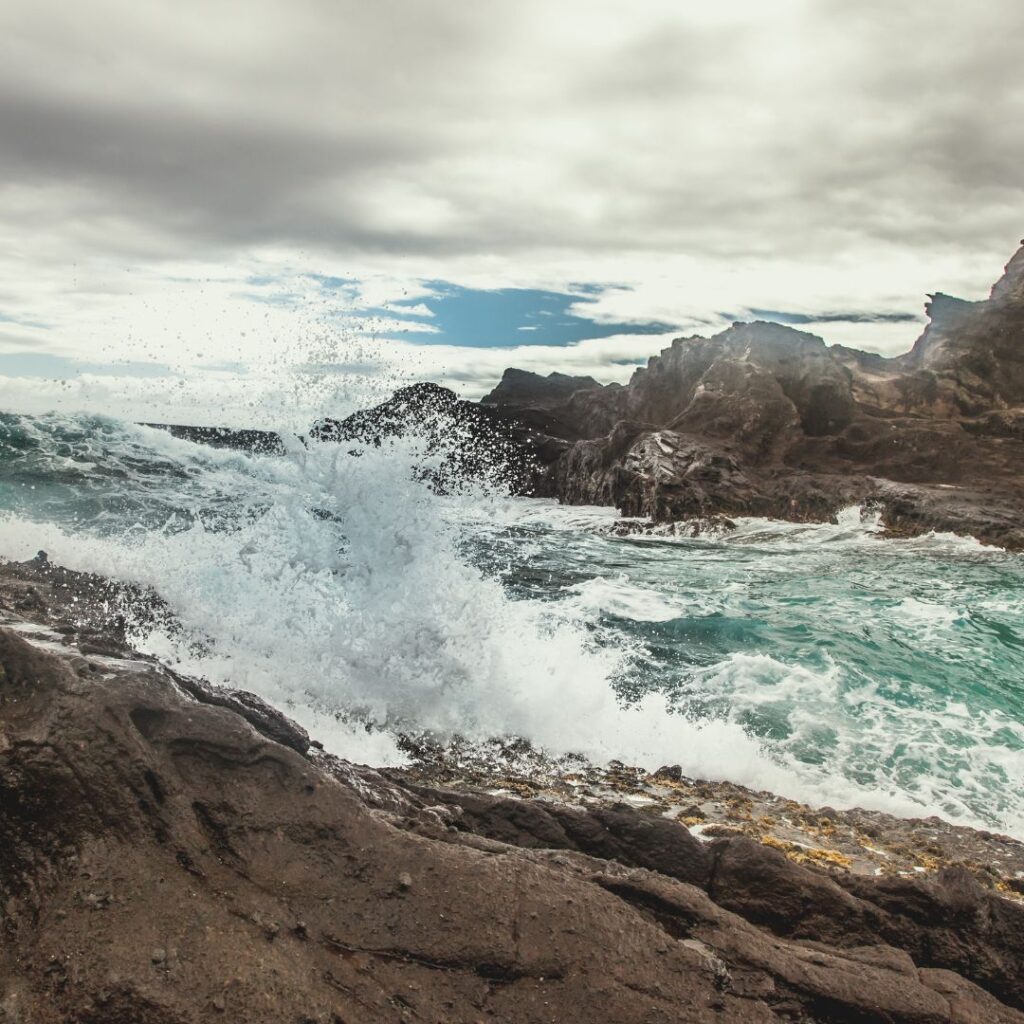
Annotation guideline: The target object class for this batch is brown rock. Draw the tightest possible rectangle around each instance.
[2,601,1024,1023]
[476,245,1024,549]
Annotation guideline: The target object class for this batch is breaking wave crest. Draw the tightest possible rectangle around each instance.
[2,410,1024,835]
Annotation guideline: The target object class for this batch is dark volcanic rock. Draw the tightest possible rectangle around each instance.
[480,245,1024,548]
[398,783,714,888]
[482,368,618,441]
[311,381,545,492]
[144,423,287,455]
[902,244,1024,410]
[548,423,772,520]
[484,368,603,407]
[3,560,1024,1022]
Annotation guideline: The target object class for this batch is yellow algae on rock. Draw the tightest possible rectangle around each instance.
[761,835,853,871]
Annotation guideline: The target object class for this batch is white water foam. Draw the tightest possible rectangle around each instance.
[561,576,689,623]
[1,419,1021,835]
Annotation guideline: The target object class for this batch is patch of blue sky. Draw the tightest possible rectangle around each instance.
[372,283,676,347]
[307,274,361,300]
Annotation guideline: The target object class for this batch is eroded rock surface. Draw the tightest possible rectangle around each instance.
[2,559,1024,1023]
[479,244,1024,548]
[143,245,1024,548]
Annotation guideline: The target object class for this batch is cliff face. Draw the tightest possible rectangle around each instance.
[4,556,1024,1023]
[146,245,1024,547]
[901,243,1024,413]
[480,243,1024,548]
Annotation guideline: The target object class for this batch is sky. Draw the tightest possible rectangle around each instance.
[2,0,1023,425]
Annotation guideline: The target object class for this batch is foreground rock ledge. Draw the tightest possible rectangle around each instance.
[3,582,1024,1021]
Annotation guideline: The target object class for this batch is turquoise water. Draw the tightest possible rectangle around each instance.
[2,410,1024,834]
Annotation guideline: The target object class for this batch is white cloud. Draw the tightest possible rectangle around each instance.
[393,304,435,319]
[1,0,1022,422]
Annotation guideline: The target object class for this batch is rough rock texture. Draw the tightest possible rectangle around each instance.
[394,744,1024,899]
[310,381,545,492]
[142,245,1024,547]
[480,245,1024,548]
[3,558,1024,1022]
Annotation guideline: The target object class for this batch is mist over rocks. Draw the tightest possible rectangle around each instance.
[309,380,545,494]
[477,242,1024,549]
[144,243,1024,548]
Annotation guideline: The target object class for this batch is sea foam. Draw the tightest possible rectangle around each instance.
[2,411,1023,836]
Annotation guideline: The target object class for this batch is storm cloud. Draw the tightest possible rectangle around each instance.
[2,0,1023,409]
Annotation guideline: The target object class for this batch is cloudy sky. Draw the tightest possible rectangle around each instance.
[2,0,1023,425]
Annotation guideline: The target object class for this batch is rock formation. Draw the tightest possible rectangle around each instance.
[146,243,1024,548]
[310,381,543,493]
[478,243,1024,547]
[3,555,1024,1023]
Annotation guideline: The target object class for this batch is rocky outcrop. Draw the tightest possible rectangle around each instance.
[310,381,546,492]
[3,556,1024,1023]
[142,423,286,456]
[480,368,621,442]
[143,244,1024,548]
[898,257,1024,413]
[481,244,1024,548]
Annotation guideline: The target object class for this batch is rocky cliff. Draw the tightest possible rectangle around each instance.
[3,555,1024,1023]
[148,244,1024,548]
[480,243,1024,548]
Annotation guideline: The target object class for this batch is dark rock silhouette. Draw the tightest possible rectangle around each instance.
[480,243,1024,548]
[144,422,287,455]
[310,381,543,493]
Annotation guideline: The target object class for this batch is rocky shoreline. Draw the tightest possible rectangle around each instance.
[160,242,1024,552]
[393,741,1024,902]
[473,243,1024,551]
[3,555,1024,1022]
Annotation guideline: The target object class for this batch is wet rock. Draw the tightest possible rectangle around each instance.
[172,677,311,755]
[3,566,1024,1022]
[309,382,542,495]
[142,423,287,455]
[476,244,1024,549]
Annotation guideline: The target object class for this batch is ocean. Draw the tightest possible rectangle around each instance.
[2,408,1023,836]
